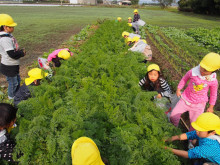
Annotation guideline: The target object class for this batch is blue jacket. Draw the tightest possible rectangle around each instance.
[186,131,220,164]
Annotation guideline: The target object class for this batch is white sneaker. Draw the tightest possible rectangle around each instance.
[8,96,14,100]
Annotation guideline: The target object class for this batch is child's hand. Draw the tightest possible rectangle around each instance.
[206,106,214,113]
[176,89,181,97]
[156,94,162,98]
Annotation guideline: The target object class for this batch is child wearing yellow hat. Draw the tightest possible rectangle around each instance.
[129,36,152,63]
[0,14,26,99]
[71,137,109,165]
[170,53,220,131]
[13,68,48,107]
[165,112,220,165]
[47,48,73,67]
[139,64,172,99]
[128,17,140,34]
[116,17,122,22]
[122,31,141,40]
[133,9,140,22]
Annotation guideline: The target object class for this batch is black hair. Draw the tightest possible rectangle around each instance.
[102,157,110,165]
[52,56,61,67]
[143,70,163,91]
[208,130,215,134]
[0,25,4,31]
[0,103,17,129]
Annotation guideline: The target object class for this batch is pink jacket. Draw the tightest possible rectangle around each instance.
[178,65,218,105]
[47,48,73,62]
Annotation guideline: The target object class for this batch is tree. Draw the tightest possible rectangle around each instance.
[131,0,139,5]
[153,0,175,8]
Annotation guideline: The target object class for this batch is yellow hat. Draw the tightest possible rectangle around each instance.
[25,68,48,86]
[128,17,132,20]
[58,49,71,60]
[0,14,17,27]
[132,36,140,42]
[200,53,220,72]
[141,39,147,44]
[71,137,105,165]
[147,64,160,72]
[117,17,122,21]
[191,112,220,135]
[122,31,129,37]
[125,37,132,43]
[134,9,138,13]
[127,23,132,27]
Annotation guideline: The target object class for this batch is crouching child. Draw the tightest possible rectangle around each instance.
[14,68,48,107]
[165,112,220,165]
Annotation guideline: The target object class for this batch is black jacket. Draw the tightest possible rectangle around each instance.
[14,83,31,107]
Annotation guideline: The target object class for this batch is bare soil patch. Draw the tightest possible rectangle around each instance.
[0,27,82,86]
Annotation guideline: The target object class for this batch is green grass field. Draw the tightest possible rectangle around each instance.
[0,6,219,54]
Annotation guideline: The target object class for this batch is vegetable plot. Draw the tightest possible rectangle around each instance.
[14,21,180,165]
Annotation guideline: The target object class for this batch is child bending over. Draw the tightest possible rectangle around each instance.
[165,112,220,165]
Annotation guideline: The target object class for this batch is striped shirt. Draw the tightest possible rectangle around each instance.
[139,77,172,97]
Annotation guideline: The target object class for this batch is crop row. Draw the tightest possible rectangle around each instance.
[14,21,180,165]
[145,24,220,106]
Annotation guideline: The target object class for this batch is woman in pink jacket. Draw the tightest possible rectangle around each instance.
[170,53,220,131]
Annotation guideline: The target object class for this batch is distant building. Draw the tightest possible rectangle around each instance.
[70,0,97,5]
[0,0,23,3]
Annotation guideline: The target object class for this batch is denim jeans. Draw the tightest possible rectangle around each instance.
[6,74,21,98]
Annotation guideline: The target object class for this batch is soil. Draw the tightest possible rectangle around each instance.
[0,27,82,87]
[145,33,182,82]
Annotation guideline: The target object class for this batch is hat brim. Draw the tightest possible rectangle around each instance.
[25,72,48,86]
[25,77,36,86]
[191,121,209,132]
[8,23,17,27]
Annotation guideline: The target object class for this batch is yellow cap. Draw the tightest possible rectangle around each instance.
[147,64,160,72]
[25,68,48,86]
[191,112,220,135]
[125,37,132,43]
[117,17,122,21]
[132,36,140,42]
[127,23,132,27]
[141,39,147,44]
[122,31,129,37]
[200,53,220,72]
[134,9,138,13]
[58,49,71,60]
[128,17,132,20]
[0,14,17,27]
[71,137,105,165]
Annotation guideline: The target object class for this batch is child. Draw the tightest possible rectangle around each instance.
[128,17,139,34]
[0,14,26,99]
[125,37,133,46]
[14,68,48,107]
[133,9,140,22]
[122,31,141,40]
[165,112,220,165]
[170,53,220,131]
[139,64,172,99]
[129,36,152,62]
[116,17,122,22]
[0,103,17,162]
[47,48,73,67]
[71,137,109,165]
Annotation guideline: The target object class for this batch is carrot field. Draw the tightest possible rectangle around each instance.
[0,5,219,165]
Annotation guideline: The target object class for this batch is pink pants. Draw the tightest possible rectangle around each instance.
[170,98,206,131]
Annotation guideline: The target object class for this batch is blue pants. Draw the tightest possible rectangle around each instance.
[6,74,21,98]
